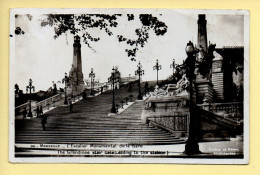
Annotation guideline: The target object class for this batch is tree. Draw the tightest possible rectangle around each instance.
[117,14,167,61]
[40,14,168,61]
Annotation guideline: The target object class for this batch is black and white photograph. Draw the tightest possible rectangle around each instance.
[9,8,249,163]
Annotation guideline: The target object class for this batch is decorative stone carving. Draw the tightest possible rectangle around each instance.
[176,74,189,94]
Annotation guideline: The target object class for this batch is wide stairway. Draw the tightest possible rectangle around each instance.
[15,83,185,145]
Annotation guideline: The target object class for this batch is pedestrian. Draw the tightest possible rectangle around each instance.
[101,86,103,94]
[128,83,132,92]
[36,106,40,117]
[82,90,86,100]
[40,105,43,115]
[22,108,27,119]
[41,114,47,131]
[69,100,73,113]
[145,81,149,95]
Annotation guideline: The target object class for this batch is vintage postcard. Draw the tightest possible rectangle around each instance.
[9,8,249,164]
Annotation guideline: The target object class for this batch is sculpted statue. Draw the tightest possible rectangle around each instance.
[151,85,168,96]
[176,74,189,94]
[213,51,223,60]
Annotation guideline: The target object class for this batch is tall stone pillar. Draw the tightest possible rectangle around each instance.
[195,14,213,104]
[197,14,208,52]
[212,51,224,101]
[68,35,85,96]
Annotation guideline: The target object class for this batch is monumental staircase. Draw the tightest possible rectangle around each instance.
[15,83,185,146]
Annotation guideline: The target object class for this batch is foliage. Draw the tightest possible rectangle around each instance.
[41,14,121,51]
[40,14,167,61]
[118,14,167,61]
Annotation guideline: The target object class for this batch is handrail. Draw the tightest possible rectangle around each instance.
[197,102,243,117]
[37,93,61,107]
[15,93,62,116]
[15,102,30,110]
[197,102,243,106]
[147,115,189,132]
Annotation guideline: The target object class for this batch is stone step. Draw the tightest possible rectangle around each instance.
[15,137,184,141]
[15,140,185,145]
[15,135,183,139]
[16,128,164,132]
[16,136,180,140]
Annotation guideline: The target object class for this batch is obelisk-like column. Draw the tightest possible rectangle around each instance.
[197,14,208,52]
[68,35,85,95]
[195,14,213,103]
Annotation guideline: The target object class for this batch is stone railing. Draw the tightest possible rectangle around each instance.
[15,93,62,116]
[37,94,61,107]
[147,115,189,133]
[142,96,190,137]
[15,102,30,116]
[197,102,243,118]
[199,108,242,133]
[120,75,139,83]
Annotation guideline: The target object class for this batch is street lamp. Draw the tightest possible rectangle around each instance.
[62,72,69,105]
[114,67,120,89]
[108,66,120,113]
[170,59,176,81]
[135,61,145,100]
[153,59,162,85]
[89,68,95,96]
[26,78,35,117]
[184,41,201,155]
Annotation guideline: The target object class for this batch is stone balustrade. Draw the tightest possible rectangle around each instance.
[142,96,190,137]
[197,102,243,118]
[15,102,30,116]
[15,93,62,116]
[147,115,189,134]
[37,93,61,108]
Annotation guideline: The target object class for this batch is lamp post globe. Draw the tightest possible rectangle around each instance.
[186,41,195,56]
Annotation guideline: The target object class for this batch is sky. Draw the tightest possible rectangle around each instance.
[13,9,244,91]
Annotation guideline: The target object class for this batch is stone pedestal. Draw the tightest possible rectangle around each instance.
[195,80,213,104]
[212,51,224,101]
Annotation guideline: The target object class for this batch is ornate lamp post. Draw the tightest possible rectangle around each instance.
[62,72,69,105]
[108,66,119,113]
[184,41,201,155]
[135,61,145,100]
[89,68,95,96]
[153,59,162,85]
[170,58,176,81]
[26,78,35,117]
[114,67,120,89]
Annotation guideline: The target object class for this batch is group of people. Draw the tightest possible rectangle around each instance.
[40,99,73,131]
[22,106,43,119]
[22,105,47,131]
